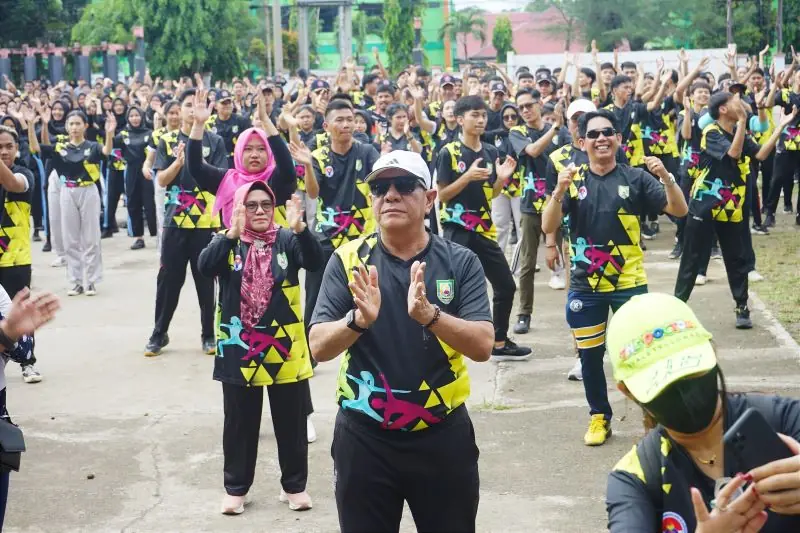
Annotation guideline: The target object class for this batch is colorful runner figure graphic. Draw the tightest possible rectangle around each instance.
[585,243,623,274]
[342,371,410,423]
[694,178,725,201]
[218,316,249,355]
[177,191,205,214]
[166,186,181,206]
[332,210,363,236]
[570,237,592,270]
[370,373,442,430]
[240,328,290,361]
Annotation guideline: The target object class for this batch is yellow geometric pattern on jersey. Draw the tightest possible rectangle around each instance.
[110,131,128,170]
[53,139,101,186]
[646,109,679,158]
[567,167,647,292]
[0,197,32,267]
[753,111,775,146]
[604,103,645,166]
[692,123,749,223]
[311,145,375,249]
[335,234,471,431]
[169,187,221,229]
[440,141,497,241]
[779,90,800,150]
[224,246,312,386]
[204,115,239,158]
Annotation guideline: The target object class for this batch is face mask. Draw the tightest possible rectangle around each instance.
[641,366,720,434]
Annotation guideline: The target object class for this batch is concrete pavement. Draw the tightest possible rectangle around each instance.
[4,221,799,533]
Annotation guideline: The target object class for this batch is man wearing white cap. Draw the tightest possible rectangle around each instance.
[310,151,493,533]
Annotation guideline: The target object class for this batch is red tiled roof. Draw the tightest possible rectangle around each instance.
[457,8,585,60]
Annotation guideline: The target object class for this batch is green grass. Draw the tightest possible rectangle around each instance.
[475,399,514,411]
[751,215,800,342]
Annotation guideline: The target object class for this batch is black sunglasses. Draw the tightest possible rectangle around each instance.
[518,101,539,111]
[503,114,518,121]
[585,127,616,139]
[369,177,421,197]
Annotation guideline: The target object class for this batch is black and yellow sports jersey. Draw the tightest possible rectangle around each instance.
[608,394,800,533]
[115,128,151,168]
[39,140,104,187]
[508,123,563,214]
[310,231,492,431]
[604,100,648,167]
[774,89,800,151]
[205,112,252,165]
[432,120,460,158]
[641,97,679,158]
[436,140,499,241]
[148,126,169,153]
[491,132,520,199]
[752,108,776,146]
[154,129,227,230]
[415,125,435,164]
[351,91,374,109]
[689,123,759,223]
[198,229,323,387]
[311,140,380,249]
[0,165,34,267]
[426,100,442,120]
[377,130,417,153]
[677,107,707,180]
[562,164,667,292]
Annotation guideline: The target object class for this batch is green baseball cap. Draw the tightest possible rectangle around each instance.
[607,293,716,403]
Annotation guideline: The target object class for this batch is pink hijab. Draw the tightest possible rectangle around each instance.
[234,182,280,331]
[213,127,277,228]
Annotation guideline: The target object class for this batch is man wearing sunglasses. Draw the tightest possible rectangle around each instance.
[508,88,567,336]
[436,96,530,361]
[309,150,493,533]
[542,109,687,446]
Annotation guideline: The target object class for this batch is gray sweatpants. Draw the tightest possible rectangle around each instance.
[47,171,66,258]
[61,185,103,286]
[492,194,522,255]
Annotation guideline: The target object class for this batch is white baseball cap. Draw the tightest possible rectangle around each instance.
[567,99,597,120]
[365,150,432,190]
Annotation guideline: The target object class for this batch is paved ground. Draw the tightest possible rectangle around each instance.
[4,218,800,533]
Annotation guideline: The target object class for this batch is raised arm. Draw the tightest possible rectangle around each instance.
[413,88,435,134]
[757,106,799,160]
[187,90,227,193]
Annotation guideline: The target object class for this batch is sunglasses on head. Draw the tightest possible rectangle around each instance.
[369,176,421,196]
[244,200,274,213]
[503,114,518,121]
[585,127,616,139]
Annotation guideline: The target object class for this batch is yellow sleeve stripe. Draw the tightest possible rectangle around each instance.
[576,334,606,350]
[573,322,607,338]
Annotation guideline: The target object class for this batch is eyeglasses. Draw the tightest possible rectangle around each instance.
[503,114,519,121]
[369,177,421,197]
[518,101,539,111]
[244,200,274,213]
[585,127,616,139]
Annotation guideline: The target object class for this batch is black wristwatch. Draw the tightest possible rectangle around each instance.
[346,309,368,334]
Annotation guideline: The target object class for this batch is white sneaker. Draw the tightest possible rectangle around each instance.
[567,360,582,381]
[279,489,313,511]
[22,364,42,383]
[748,270,764,282]
[548,271,566,290]
[695,275,707,286]
[50,256,66,267]
[307,416,317,444]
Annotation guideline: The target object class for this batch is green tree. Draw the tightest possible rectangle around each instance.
[0,0,89,48]
[71,0,252,79]
[383,0,424,74]
[492,15,515,61]
[439,8,488,62]
[352,11,385,63]
[247,38,268,68]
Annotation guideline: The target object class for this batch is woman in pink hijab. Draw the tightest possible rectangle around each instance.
[188,90,297,227]
[199,181,323,516]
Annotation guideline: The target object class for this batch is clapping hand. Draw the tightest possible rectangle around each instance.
[496,157,517,184]
[285,193,306,234]
[288,140,312,166]
[104,112,117,134]
[407,261,435,325]
[227,202,246,240]
[779,106,799,129]
[349,264,381,328]
[1,288,61,341]
[464,158,491,182]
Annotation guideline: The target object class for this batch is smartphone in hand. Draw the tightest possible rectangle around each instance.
[724,408,794,472]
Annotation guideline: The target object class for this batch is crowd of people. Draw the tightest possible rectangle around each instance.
[0,41,800,532]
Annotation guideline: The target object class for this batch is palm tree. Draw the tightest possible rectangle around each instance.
[439,8,488,62]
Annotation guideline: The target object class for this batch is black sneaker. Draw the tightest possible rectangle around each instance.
[42,241,52,252]
[796,215,800,226]
[202,338,217,355]
[751,224,769,235]
[668,242,683,259]
[101,229,114,239]
[735,305,753,329]
[492,339,532,362]
[783,205,793,214]
[641,226,656,240]
[513,315,531,335]
[67,284,84,296]
[710,246,723,261]
[650,221,660,234]
[764,214,776,228]
[32,229,42,242]
[145,334,170,357]
[131,238,145,250]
